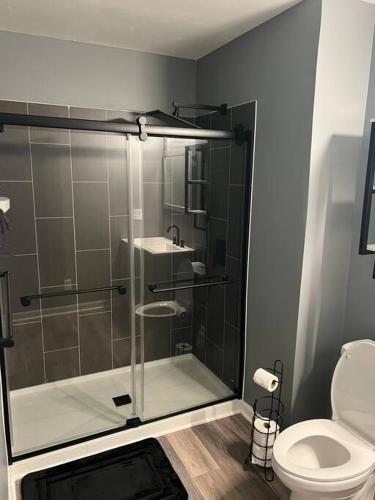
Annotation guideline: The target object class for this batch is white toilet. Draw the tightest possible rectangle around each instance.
[272,339,375,500]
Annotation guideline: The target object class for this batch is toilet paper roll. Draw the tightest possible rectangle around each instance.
[251,443,272,467]
[253,417,279,448]
[251,418,280,468]
[253,368,279,392]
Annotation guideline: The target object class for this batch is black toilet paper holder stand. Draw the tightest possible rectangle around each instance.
[244,359,284,482]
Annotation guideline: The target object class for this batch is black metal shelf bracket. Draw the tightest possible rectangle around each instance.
[20,285,126,307]
[172,102,228,117]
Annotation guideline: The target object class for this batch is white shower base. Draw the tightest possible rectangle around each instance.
[9,354,232,456]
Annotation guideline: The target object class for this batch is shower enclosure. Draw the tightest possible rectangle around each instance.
[0,99,254,461]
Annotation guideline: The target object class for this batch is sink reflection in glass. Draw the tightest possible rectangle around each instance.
[122,236,194,255]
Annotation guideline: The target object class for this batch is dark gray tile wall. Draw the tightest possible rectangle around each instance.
[0,99,252,394]
[0,101,143,390]
[192,102,255,392]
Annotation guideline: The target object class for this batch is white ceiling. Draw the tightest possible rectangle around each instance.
[0,0,303,60]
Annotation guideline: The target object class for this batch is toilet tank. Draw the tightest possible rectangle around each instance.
[331,339,375,447]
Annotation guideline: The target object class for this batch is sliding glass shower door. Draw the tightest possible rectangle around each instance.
[0,100,252,460]
[0,103,142,458]
[127,134,239,422]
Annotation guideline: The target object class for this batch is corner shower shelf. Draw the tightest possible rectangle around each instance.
[122,237,194,255]
[187,209,207,215]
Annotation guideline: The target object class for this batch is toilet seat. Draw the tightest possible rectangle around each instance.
[272,419,375,483]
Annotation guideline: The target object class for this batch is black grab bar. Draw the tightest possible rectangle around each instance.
[149,275,232,294]
[20,285,127,307]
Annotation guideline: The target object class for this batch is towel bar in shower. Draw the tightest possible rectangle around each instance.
[20,284,127,307]
[148,275,232,293]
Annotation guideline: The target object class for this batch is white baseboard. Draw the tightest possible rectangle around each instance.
[9,398,253,500]
[236,398,254,422]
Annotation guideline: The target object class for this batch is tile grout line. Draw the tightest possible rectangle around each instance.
[75,248,110,253]
[40,283,77,289]
[68,120,82,377]
[0,180,32,183]
[44,346,79,355]
[105,110,114,370]
[35,216,73,220]
[26,101,47,384]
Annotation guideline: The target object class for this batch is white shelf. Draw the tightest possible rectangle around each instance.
[122,237,194,255]
[367,244,375,252]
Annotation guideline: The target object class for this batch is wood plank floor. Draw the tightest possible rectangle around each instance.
[159,413,289,500]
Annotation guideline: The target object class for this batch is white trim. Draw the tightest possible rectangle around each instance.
[9,398,252,500]
[243,98,257,401]
[236,398,254,422]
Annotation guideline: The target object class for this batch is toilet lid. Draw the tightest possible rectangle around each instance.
[331,339,375,446]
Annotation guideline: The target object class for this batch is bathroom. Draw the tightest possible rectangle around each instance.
[0,0,375,499]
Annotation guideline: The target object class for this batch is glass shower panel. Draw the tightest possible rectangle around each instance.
[130,136,235,422]
[0,105,139,457]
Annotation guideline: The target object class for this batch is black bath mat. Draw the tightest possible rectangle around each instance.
[21,438,188,500]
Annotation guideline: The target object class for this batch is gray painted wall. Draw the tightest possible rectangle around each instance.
[343,32,375,345]
[293,0,375,423]
[0,30,196,112]
[197,0,322,422]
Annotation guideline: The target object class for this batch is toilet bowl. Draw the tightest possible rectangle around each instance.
[272,340,375,500]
